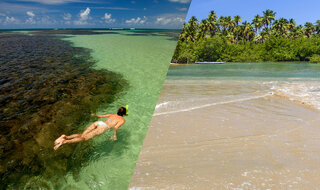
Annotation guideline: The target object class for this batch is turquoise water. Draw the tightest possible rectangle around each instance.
[167,63,320,79]
[56,30,178,189]
[0,30,178,189]
[163,62,320,112]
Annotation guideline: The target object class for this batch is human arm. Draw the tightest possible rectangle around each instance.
[109,120,125,141]
[91,113,112,118]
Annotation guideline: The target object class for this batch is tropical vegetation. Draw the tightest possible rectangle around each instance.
[172,10,320,63]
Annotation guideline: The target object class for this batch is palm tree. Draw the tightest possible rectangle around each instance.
[233,15,241,43]
[240,21,255,41]
[225,16,234,34]
[272,18,289,37]
[304,22,315,38]
[252,14,263,33]
[289,25,304,38]
[315,20,320,35]
[233,15,241,26]
[198,19,209,39]
[185,16,199,42]
[179,23,187,41]
[260,28,269,42]
[288,19,296,31]
[263,9,276,30]
[219,16,226,32]
[207,10,219,37]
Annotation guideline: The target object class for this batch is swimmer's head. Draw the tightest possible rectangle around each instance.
[117,107,126,116]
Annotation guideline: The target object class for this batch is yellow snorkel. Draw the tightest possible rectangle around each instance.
[126,105,129,116]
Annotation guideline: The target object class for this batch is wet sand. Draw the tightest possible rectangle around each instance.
[130,79,320,189]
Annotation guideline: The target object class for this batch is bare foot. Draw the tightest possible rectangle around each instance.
[54,135,66,145]
[53,140,64,151]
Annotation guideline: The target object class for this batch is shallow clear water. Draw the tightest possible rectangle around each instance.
[163,63,320,111]
[58,30,178,189]
[1,30,178,189]
[130,63,320,189]
[167,63,320,79]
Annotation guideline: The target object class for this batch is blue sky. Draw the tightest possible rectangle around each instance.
[186,0,320,25]
[0,0,191,29]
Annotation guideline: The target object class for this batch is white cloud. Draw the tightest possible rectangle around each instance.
[39,16,57,25]
[74,7,90,25]
[26,11,36,24]
[16,0,87,5]
[26,11,35,17]
[176,7,187,11]
[0,13,6,16]
[4,16,18,24]
[125,16,147,25]
[80,8,90,20]
[156,14,184,26]
[168,0,191,3]
[63,13,72,20]
[62,13,72,24]
[103,12,115,24]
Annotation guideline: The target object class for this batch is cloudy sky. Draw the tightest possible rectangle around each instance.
[187,0,320,25]
[0,0,191,29]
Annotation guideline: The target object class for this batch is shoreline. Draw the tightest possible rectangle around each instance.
[171,61,319,65]
[273,93,320,113]
[130,87,320,189]
[130,68,320,189]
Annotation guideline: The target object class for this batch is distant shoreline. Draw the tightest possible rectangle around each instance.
[170,61,319,65]
[0,28,180,31]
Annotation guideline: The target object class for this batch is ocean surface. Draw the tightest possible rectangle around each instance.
[159,63,320,113]
[0,29,179,189]
[130,63,320,189]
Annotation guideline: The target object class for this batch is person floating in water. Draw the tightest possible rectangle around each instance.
[54,107,127,150]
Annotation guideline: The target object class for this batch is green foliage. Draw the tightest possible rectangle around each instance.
[309,54,320,63]
[172,10,320,63]
[194,37,227,61]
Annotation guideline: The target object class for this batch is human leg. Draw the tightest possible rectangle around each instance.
[81,121,99,136]
[53,122,105,151]
[65,134,81,139]
[54,134,66,145]
[54,136,85,150]
[81,126,106,141]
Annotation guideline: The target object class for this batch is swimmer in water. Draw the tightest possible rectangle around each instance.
[54,107,126,150]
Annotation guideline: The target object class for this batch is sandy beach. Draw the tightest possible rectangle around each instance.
[129,64,320,189]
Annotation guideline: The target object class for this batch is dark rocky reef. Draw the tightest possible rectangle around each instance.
[0,33,127,189]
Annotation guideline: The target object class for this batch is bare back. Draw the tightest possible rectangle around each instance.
[103,114,125,128]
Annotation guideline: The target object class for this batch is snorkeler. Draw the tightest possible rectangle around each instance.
[54,107,127,150]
